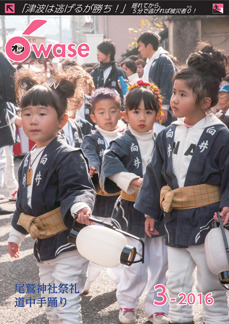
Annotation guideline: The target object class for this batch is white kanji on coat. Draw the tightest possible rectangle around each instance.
[99,149,104,157]
[22,174,26,187]
[40,154,48,165]
[24,156,29,167]
[133,157,141,168]
[77,121,83,128]
[35,171,42,186]
[199,140,208,153]
[206,127,216,136]
[97,138,104,145]
[130,143,138,152]
[168,144,172,157]
[166,129,174,138]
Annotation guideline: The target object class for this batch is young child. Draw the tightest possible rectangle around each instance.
[135,49,229,323]
[215,84,229,128]
[101,80,168,324]
[81,87,122,293]
[8,72,95,324]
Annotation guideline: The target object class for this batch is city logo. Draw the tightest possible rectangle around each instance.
[212,3,224,14]
[5,20,90,62]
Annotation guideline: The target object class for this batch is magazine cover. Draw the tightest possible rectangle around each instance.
[0,1,229,323]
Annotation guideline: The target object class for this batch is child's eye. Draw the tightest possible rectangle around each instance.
[23,113,31,117]
[40,113,46,116]
[181,93,186,97]
[146,111,153,115]
[134,110,139,114]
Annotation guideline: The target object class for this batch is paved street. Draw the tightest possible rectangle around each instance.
[0,157,228,323]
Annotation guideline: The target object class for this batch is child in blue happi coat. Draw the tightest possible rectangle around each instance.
[135,46,229,323]
[101,80,168,324]
[81,87,123,293]
[8,71,95,324]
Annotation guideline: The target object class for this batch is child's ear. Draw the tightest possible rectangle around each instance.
[201,97,212,110]
[59,113,68,129]
[90,113,96,124]
[121,111,128,122]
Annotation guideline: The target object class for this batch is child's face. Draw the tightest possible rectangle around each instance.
[218,92,229,112]
[170,79,206,125]
[21,105,67,148]
[90,99,121,131]
[124,99,156,133]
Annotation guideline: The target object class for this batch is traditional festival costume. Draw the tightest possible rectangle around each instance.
[8,136,95,324]
[135,114,229,323]
[101,81,168,319]
[81,125,122,292]
[62,116,92,148]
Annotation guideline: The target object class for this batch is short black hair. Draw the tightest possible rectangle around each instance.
[125,86,159,114]
[121,59,137,74]
[90,87,121,113]
[97,39,116,61]
[137,32,161,51]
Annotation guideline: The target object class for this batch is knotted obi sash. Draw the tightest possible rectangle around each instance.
[121,188,140,202]
[160,184,220,213]
[17,207,67,239]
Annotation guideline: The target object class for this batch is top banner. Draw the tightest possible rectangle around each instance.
[1,1,228,16]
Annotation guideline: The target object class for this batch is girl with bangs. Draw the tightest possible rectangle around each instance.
[101,80,168,324]
[8,72,95,324]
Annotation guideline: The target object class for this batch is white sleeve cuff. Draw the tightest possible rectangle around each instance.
[70,202,90,218]
[8,227,27,246]
[109,172,140,194]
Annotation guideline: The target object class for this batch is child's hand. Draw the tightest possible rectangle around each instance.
[130,178,143,188]
[8,242,20,258]
[214,207,229,226]
[89,166,98,178]
[75,207,94,226]
[145,217,159,237]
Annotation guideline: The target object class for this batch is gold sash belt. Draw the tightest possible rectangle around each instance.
[160,184,220,213]
[120,188,140,202]
[17,207,67,239]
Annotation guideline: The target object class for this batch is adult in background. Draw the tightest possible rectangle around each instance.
[91,39,127,100]
[0,51,18,213]
[135,59,146,79]
[138,31,177,126]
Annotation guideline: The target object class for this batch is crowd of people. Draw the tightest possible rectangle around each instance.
[1,31,229,324]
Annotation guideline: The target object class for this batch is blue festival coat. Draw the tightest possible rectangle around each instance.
[81,130,120,218]
[65,117,92,148]
[135,123,229,247]
[11,137,95,261]
[101,129,164,237]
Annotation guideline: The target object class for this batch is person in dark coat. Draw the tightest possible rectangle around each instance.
[91,39,127,101]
